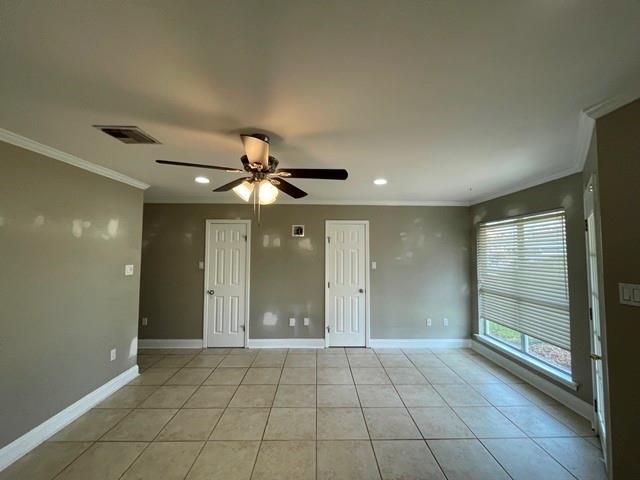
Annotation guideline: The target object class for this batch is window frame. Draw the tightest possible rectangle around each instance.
[483,319,571,374]
[476,208,575,387]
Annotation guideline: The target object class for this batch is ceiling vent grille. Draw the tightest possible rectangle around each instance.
[94,125,160,144]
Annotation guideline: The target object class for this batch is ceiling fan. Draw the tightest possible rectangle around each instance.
[156,133,348,205]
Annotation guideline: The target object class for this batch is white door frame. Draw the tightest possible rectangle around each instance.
[324,220,371,348]
[203,219,251,348]
[583,175,609,463]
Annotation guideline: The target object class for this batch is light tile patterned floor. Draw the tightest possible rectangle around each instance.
[1,347,607,480]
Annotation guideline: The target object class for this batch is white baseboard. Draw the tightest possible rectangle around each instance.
[369,338,471,349]
[471,340,593,420]
[0,365,139,472]
[247,338,326,349]
[138,339,203,349]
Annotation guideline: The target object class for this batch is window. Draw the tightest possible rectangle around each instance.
[477,210,572,375]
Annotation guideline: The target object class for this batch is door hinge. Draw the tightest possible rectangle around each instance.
[589,307,593,321]
[585,219,588,232]
[327,281,331,288]
[594,398,598,413]
[327,236,331,244]
[326,326,331,333]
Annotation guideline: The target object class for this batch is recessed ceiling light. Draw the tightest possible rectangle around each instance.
[373,178,388,185]
[195,176,210,184]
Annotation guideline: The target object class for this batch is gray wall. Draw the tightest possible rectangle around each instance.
[0,142,144,448]
[470,174,592,404]
[594,98,640,479]
[140,204,471,340]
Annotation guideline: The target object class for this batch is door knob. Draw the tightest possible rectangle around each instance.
[358,288,364,293]
[590,353,602,361]
[206,289,215,295]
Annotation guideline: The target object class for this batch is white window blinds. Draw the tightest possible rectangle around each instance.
[477,210,571,350]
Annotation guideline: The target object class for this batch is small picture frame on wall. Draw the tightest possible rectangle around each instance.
[292,225,305,237]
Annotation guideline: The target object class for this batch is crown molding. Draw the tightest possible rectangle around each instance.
[583,86,640,119]
[574,86,640,174]
[469,166,581,205]
[575,111,596,172]
[143,196,471,207]
[0,128,150,190]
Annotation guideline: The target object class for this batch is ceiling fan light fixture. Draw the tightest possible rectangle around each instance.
[258,180,278,205]
[373,178,388,185]
[194,176,210,184]
[232,180,254,202]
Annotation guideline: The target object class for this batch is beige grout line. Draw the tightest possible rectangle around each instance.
[417,348,581,479]
[348,349,385,480]
[375,349,450,479]
[49,441,94,480]
[53,347,589,480]
[109,349,212,479]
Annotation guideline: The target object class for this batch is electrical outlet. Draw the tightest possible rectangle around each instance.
[198,261,204,270]
[142,317,148,326]
[426,318,432,327]
[110,348,117,361]
[289,318,296,327]
[371,261,377,270]
[304,317,310,326]
[443,318,449,327]
[124,264,134,276]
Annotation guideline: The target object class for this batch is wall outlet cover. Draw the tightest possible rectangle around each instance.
[443,318,449,327]
[426,318,432,327]
[198,261,204,270]
[125,264,134,276]
[289,318,296,327]
[304,317,310,326]
[142,317,148,326]
[371,261,377,270]
[110,348,117,361]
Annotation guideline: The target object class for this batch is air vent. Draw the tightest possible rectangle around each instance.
[94,125,160,144]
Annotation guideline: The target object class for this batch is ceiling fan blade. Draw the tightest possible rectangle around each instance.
[213,177,251,192]
[156,160,242,172]
[272,178,308,199]
[240,134,269,168]
[276,168,348,180]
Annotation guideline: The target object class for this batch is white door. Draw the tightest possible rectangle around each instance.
[584,178,607,457]
[325,222,368,347]
[204,221,249,348]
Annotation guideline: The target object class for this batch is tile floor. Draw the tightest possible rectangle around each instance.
[1,347,607,480]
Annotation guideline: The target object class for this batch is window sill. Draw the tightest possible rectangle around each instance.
[474,334,578,390]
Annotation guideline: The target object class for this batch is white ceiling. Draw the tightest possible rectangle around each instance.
[1,1,639,204]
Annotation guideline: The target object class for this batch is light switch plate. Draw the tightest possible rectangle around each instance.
[304,317,310,326]
[125,264,134,276]
[198,261,204,270]
[289,318,296,327]
[371,261,377,270]
[426,318,432,327]
[443,318,449,327]
[142,317,148,326]
[110,348,116,361]
[619,283,640,307]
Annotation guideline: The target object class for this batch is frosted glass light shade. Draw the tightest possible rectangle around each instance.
[258,180,278,205]
[232,180,254,202]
